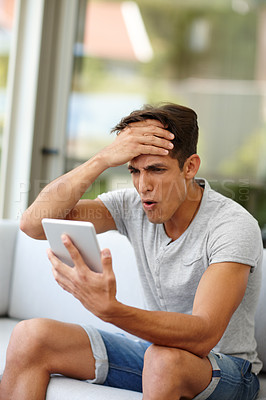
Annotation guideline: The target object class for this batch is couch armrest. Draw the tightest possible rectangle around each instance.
[0,220,19,315]
[255,249,266,373]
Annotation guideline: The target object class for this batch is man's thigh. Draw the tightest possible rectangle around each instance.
[194,352,260,400]
[15,318,96,380]
[95,332,211,396]
[97,330,151,392]
[92,331,260,400]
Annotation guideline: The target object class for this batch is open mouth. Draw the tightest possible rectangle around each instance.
[142,200,157,209]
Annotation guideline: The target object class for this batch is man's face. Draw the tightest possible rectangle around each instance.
[128,154,188,224]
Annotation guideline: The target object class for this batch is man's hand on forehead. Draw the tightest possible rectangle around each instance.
[98,118,174,169]
[124,119,173,141]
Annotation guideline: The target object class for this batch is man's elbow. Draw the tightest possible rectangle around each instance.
[20,215,45,240]
[193,333,222,359]
[195,345,213,359]
[20,214,29,233]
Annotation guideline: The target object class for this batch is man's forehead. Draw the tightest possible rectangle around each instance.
[128,154,175,169]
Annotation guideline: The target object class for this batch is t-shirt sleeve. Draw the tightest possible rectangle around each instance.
[98,190,128,236]
[98,188,141,237]
[207,210,263,272]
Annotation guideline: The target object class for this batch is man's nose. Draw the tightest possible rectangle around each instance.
[139,173,153,193]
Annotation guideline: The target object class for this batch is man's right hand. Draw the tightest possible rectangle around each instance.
[98,119,174,168]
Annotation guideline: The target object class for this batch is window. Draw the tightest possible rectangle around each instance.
[0,0,16,176]
[66,0,266,236]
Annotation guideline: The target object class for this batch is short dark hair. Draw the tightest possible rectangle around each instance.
[111,103,199,169]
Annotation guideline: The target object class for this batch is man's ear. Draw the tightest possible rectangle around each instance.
[183,154,201,179]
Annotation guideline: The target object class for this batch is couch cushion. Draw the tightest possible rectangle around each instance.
[0,318,19,374]
[0,220,18,316]
[255,249,266,373]
[258,374,266,400]
[47,377,142,400]
[8,230,144,334]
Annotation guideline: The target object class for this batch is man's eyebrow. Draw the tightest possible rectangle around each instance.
[143,163,168,171]
[127,165,139,171]
[145,163,167,169]
[128,163,167,171]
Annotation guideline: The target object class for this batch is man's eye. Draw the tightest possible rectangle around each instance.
[153,168,166,173]
[129,169,139,174]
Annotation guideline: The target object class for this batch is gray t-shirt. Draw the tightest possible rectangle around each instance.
[98,179,263,373]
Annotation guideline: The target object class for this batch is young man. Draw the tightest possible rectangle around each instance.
[0,104,262,400]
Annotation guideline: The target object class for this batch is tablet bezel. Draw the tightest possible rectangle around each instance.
[42,218,102,273]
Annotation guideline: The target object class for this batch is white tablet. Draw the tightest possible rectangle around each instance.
[42,218,102,273]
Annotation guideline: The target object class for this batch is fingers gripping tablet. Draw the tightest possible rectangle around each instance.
[42,219,102,273]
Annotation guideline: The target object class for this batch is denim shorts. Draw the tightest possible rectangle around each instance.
[81,325,260,399]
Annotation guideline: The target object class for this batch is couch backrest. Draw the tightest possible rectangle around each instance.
[8,229,144,334]
[0,220,19,316]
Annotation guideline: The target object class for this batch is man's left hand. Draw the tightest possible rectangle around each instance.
[47,235,118,320]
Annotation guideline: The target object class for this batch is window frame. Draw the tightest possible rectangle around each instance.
[0,0,79,219]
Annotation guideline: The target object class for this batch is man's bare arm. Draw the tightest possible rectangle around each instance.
[20,121,174,239]
[104,261,250,358]
[49,237,250,358]
[20,156,111,239]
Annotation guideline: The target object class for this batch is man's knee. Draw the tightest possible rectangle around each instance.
[143,345,212,400]
[143,345,191,399]
[144,344,187,377]
[6,318,52,367]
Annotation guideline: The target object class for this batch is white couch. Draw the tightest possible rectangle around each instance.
[0,219,265,399]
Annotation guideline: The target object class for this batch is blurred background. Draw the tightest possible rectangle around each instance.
[0,0,265,243]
